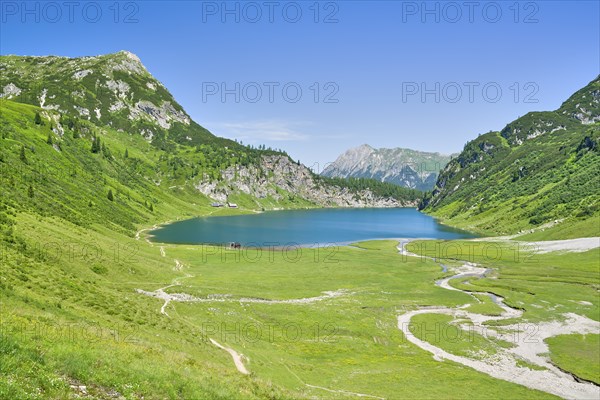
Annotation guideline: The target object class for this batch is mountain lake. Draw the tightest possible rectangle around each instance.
[149,208,478,246]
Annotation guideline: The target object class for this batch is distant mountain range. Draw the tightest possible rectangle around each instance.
[321,144,455,191]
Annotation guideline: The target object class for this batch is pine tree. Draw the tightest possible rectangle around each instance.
[149,203,154,212]
[34,112,42,125]
[91,136,100,153]
[28,185,34,198]
[47,133,53,145]
[107,189,114,202]
[19,146,27,163]
[124,148,129,158]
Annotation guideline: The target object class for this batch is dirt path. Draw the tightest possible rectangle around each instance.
[397,242,600,399]
[237,290,350,304]
[135,220,177,246]
[303,383,385,399]
[142,268,194,317]
[136,288,350,306]
[284,365,385,399]
[209,338,249,375]
[135,224,160,245]
[173,259,182,271]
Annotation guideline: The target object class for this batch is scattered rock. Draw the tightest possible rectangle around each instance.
[0,83,21,98]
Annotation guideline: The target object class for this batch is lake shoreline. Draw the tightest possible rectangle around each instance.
[144,208,477,247]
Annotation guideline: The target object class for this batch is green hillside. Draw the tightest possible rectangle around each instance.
[0,99,289,234]
[0,53,421,399]
[0,51,230,149]
[421,76,600,238]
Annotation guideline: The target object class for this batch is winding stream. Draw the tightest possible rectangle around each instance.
[397,242,600,399]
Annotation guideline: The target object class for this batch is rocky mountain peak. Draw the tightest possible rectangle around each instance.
[356,143,374,152]
[118,50,142,63]
[322,145,453,191]
[335,144,376,166]
[0,53,221,147]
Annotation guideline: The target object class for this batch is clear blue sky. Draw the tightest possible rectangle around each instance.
[1,1,599,170]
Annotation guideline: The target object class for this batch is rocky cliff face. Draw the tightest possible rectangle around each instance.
[0,51,225,147]
[196,155,415,208]
[322,144,454,191]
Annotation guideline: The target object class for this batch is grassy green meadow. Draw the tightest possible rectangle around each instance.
[5,209,599,398]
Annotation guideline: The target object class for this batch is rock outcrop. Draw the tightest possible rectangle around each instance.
[196,155,416,208]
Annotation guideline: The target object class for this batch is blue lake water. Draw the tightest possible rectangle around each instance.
[149,208,477,246]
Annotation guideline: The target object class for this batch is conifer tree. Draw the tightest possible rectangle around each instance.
[91,136,100,153]
[19,145,27,163]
